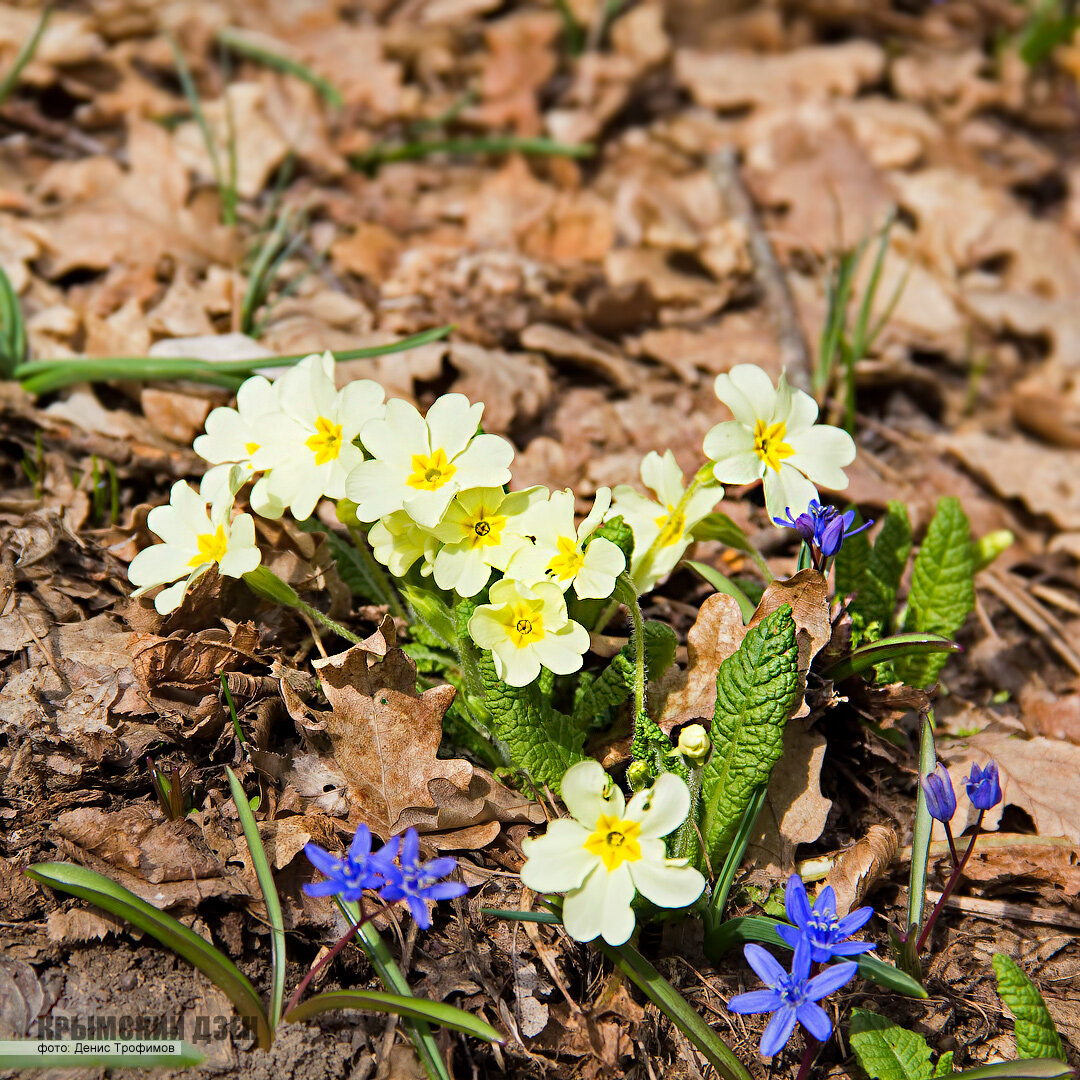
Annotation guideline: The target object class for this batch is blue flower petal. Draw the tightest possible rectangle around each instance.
[836,905,874,936]
[785,875,812,928]
[304,843,344,878]
[796,1001,832,1042]
[407,895,431,929]
[805,960,859,1001]
[727,989,785,1015]
[775,924,802,949]
[302,879,344,898]
[348,824,372,861]
[743,944,786,988]
[790,937,812,982]
[814,885,837,918]
[760,1006,798,1057]
[826,939,875,957]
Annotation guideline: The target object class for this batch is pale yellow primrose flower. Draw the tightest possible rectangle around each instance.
[346,394,514,529]
[607,450,721,594]
[368,511,439,579]
[507,488,625,600]
[520,760,705,946]
[468,579,590,687]
[128,480,260,614]
[703,364,855,521]
[255,352,386,522]
[432,486,547,598]
[193,373,284,518]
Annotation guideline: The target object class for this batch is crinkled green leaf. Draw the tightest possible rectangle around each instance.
[850,501,911,643]
[572,621,676,726]
[476,650,585,790]
[897,497,974,687]
[849,1009,934,1080]
[834,507,871,601]
[590,514,634,564]
[993,954,1064,1060]
[698,606,799,868]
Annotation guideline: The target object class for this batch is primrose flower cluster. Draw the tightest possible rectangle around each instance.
[129,353,857,687]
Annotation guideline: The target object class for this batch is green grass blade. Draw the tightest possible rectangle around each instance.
[0,5,51,108]
[285,990,502,1042]
[24,863,272,1048]
[226,767,285,1030]
[596,938,751,1080]
[907,712,936,939]
[14,325,454,393]
[351,136,593,172]
[167,33,236,226]
[0,265,27,377]
[821,634,960,683]
[946,1063,1074,1080]
[0,1043,205,1069]
[480,907,560,924]
[708,782,768,922]
[704,915,927,999]
[215,27,343,107]
[684,560,756,623]
[336,898,452,1080]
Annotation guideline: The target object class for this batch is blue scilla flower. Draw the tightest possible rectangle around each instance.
[965,761,1002,811]
[921,763,957,824]
[379,827,468,930]
[773,500,871,560]
[775,875,875,964]
[303,824,400,902]
[728,938,859,1057]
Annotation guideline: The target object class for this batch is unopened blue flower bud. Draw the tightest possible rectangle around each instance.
[965,761,1001,811]
[921,763,956,823]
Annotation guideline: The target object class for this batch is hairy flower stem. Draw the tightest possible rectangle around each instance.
[915,810,985,952]
[284,904,377,1018]
[347,524,408,622]
[243,565,362,644]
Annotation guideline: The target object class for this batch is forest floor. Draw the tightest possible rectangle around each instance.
[1,1,1080,1077]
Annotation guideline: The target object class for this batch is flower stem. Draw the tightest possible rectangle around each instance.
[915,810,985,952]
[243,565,362,644]
[347,524,407,621]
[795,1036,819,1080]
[284,904,375,1018]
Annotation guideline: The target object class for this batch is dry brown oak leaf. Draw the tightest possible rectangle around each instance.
[312,619,473,838]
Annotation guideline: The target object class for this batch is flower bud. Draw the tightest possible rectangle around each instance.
[973,530,1014,572]
[965,761,1002,811]
[677,724,712,764]
[626,760,652,791]
[336,498,361,527]
[920,763,956,824]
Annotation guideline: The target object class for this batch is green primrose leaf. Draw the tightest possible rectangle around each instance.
[849,1009,934,1080]
[698,606,800,870]
[476,649,586,791]
[849,501,911,644]
[897,497,974,687]
[992,954,1065,1060]
[571,620,677,728]
[285,990,502,1043]
[24,863,272,1049]
[834,506,871,600]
